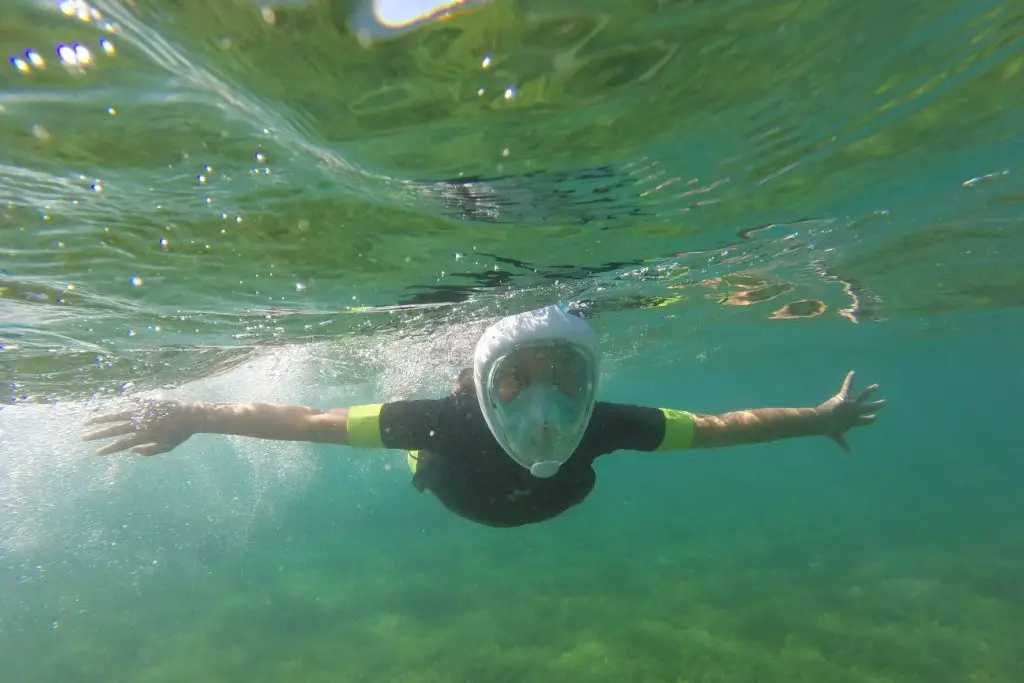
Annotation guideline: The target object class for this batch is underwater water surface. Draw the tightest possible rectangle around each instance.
[1,0,1022,681]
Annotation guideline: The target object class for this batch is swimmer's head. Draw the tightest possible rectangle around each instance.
[474,304,600,478]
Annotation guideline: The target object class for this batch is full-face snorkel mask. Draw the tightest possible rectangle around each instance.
[473,304,600,478]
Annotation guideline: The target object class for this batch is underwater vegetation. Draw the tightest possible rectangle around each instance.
[7,509,1020,683]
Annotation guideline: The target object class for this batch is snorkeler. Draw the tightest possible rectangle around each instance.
[82,305,885,528]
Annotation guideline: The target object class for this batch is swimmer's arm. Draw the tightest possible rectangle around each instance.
[191,400,433,448]
[690,407,824,448]
[84,398,442,456]
[82,400,354,456]
[626,406,822,453]
[191,402,353,444]
[668,371,885,452]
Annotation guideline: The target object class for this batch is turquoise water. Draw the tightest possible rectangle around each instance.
[1,0,1022,681]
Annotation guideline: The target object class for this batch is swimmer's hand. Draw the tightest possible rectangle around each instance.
[815,371,886,452]
[82,400,197,456]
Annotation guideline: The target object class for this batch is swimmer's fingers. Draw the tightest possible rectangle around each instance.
[94,434,147,456]
[130,443,172,457]
[859,399,887,415]
[82,421,136,442]
[838,371,856,399]
[83,410,135,427]
[854,383,880,404]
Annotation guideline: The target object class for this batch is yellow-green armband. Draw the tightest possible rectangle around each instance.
[347,404,384,448]
[656,408,695,451]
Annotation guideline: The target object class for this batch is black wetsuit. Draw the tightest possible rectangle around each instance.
[349,392,692,527]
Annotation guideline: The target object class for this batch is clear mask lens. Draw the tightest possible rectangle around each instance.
[481,344,597,476]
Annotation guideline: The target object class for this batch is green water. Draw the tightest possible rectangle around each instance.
[1,0,1022,681]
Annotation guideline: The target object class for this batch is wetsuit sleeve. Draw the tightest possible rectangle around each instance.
[591,402,695,454]
[345,398,448,450]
